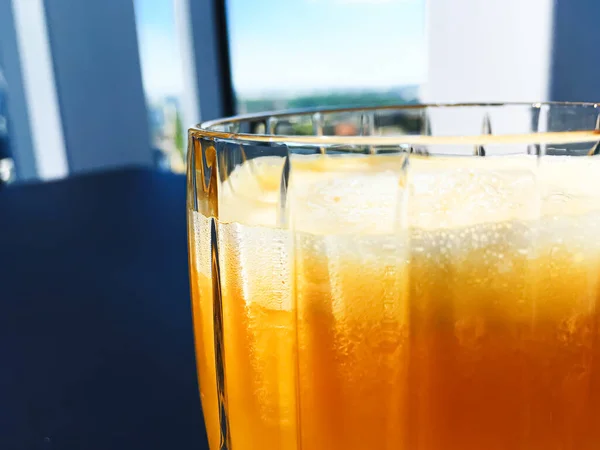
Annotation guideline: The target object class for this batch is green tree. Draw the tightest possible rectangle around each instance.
[174,110,185,161]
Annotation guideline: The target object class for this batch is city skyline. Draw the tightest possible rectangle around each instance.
[134,0,426,99]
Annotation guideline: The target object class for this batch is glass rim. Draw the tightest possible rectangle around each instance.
[191,102,600,147]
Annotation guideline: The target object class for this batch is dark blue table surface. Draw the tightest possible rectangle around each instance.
[0,168,208,450]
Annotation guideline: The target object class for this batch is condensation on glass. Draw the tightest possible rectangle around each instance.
[187,103,600,450]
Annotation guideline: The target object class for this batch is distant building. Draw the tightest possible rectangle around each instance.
[147,106,165,138]
[145,95,185,173]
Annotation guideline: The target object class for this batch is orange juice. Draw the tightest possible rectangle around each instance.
[189,155,600,450]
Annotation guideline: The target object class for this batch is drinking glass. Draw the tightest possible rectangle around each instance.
[187,103,600,450]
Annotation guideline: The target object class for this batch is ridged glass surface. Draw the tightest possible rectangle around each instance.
[188,104,600,450]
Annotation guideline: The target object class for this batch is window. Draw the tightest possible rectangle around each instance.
[134,0,186,172]
[0,66,13,184]
[225,0,426,114]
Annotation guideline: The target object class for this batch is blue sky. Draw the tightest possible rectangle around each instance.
[134,0,181,99]
[135,0,426,99]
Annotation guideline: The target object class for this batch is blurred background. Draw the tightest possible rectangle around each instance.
[0,0,598,184]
